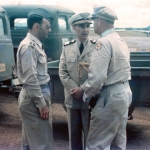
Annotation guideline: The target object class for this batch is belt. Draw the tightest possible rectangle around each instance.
[104,81,128,87]
[40,84,48,89]
[22,84,49,89]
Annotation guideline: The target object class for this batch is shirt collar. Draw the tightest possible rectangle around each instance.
[100,28,115,38]
[77,38,89,48]
[27,32,42,49]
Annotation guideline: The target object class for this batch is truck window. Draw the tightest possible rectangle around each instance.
[14,18,27,29]
[0,18,4,35]
[58,16,67,31]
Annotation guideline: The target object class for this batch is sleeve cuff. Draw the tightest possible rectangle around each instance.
[34,97,46,108]
[83,93,92,103]
[80,84,86,91]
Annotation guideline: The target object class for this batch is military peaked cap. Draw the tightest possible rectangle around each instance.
[69,12,92,26]
[91,6,118,22]
[28,8,54,23]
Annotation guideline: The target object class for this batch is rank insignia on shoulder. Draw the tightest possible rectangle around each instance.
[96,42,102,50]
[64,39,76,46]
[90,39,96,43]
[64,41,70,45]
[29,42,36,47]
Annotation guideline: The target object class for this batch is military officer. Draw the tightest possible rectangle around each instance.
[82,6,132,150]
[59,12,96,150]
[17,8,53,150]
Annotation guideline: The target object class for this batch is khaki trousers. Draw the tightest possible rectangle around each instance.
[18,86,53,150]
[67,108,90,150]
[86,82,132,150]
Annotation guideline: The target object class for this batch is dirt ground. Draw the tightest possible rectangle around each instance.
[1,89,150,150]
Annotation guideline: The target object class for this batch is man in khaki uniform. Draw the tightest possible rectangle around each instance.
[59,12,96,150]
[17,8,53,150]
[80,6,132,150]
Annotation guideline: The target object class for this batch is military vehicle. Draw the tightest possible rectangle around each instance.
[0,7,15,89]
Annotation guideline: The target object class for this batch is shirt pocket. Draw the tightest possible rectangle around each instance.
[66,57,76,72]
[85,53,92,63]
[37,55,47,75]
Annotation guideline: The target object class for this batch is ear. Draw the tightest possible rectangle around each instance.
[97,19,101,27]
[72,25,76,31]
[33,23,39,31]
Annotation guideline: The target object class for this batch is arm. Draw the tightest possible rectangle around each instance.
[83,42,111,102]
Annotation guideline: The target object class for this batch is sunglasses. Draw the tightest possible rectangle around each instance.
[39,24,51,30]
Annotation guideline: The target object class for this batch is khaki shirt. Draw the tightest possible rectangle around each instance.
[83,29,131,101]
[59,38,96,109]
[17,33,50,108]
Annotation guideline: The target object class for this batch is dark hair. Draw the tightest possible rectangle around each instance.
[27,15,43,29]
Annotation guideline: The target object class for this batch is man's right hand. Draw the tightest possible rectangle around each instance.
[39,106,49,120]
[70,87,84,100]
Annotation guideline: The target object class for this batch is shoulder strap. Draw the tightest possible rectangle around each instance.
[64,39,76,46]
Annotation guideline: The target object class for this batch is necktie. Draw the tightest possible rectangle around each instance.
[79,42,84,54]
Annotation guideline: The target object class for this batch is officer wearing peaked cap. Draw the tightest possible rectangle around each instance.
[17,8,53,150]
[59,12,96,150]
[68,12,93,26]
[91,6,118,23]
[82,6,132,150]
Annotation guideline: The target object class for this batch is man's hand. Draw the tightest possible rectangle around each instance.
[70,87,84,100]
[39,106,49,120]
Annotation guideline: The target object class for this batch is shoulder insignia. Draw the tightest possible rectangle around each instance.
[64,39,76,46]
[29,40,42,49]
[96,42,102,50]
[29,41,36,47]
[90,39,97,44]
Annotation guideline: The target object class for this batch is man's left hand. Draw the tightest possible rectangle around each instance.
[70,87,84,100]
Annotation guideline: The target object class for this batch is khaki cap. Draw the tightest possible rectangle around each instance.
[69,12,92,26]
[28,8,54,23]
[91,6,118,22]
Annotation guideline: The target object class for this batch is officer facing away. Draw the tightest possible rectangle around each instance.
[74,6,132,150]
[17,8,53,150]
[59,12,96,150]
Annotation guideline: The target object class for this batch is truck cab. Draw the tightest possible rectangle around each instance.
[1,5,76,62]
[0,7,15,88]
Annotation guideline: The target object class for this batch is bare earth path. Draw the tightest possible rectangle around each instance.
[0,89,150,150]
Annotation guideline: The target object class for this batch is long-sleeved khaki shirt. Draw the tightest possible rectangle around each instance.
[83,28,131,102]
[59,38,96,109]
[17,33,50,108]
